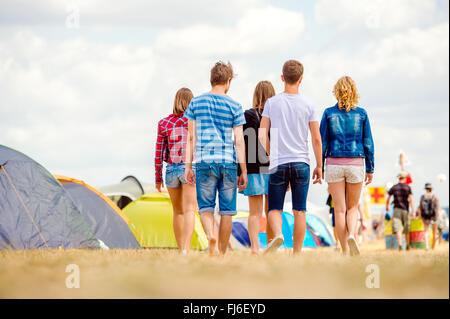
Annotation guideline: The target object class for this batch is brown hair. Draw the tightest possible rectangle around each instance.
[253,81,275,114]
[282,60,304,84]
[173,87,194,115]
[210,61,234,86]
[333,76,359,112]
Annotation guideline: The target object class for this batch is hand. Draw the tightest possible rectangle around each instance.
[361,221,367,231]
[156,182,164,192]
[365,173,373,185]
[238,172,248,192]
[185,167,195,185]
[312,167,322,184]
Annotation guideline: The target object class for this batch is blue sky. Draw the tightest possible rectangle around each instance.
[0,0,448,210]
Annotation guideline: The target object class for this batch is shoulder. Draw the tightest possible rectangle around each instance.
[223,95,242,109]
[355,106,369,117]
[158,114,171,125]
[323,104,338,116]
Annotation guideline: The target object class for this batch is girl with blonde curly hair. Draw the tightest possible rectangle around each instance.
[320,76,375,256]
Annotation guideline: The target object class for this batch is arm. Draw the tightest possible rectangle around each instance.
[362,111,375,184]
[319,111,328,173]
[155,121,166,192]
[309,121,323,184]
[258,117,270,156]
[417,195,423,217]
[408,194,415,218]
[184,119,196,184]
[385,194,392,212]
[233,125,247,191]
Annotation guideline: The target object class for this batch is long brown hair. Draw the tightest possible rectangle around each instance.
[253,81,275,115]
[173,88,194,115]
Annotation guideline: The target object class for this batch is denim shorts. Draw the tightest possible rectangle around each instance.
[165,163,187,188]
[195,162,237,216]
[238,174,269,196]
[268,162,310,212]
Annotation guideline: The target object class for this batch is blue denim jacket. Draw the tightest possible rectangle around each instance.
[320,103,374,174]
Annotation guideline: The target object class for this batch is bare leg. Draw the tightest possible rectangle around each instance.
[181,183,196,252]
[432,223,437,249]
[293,210,306,254]
[333,227,340,250]
[328,181,348,254]
[395,231,403,249]
[345,182,363,237]
[267,210,283,241]
[167,186,184,251]
[218,215,233,254]
[248,195,263,254]
[264,195,275,245]
[200,211,217,255]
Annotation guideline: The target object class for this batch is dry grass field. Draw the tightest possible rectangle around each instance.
[0,240,448,299]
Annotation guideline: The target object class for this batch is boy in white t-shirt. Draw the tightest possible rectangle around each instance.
[259,60,323,254]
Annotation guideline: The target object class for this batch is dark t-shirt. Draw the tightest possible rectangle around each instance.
[388,183,412,211]
[240,108,270,175]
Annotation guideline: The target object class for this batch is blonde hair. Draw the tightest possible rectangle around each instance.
[173,88,193,115]
[333,76,359,112]
[253,81,275,114]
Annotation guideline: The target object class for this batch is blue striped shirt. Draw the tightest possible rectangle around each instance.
[184,93,245,163]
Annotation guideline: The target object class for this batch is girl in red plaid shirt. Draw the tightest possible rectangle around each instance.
[155,88,196,255]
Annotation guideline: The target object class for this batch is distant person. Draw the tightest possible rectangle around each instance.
[326,189,340,251]
[320,76,375,256]
[184,61,247,256]
[417,183,440,250]
[386,172,415,250]
[239,81,275,254]
[155,88,196,255]
[259,60,323,254]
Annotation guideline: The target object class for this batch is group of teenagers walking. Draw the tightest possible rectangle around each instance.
[154,60,375,257]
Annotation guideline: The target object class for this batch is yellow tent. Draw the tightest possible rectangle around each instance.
[123,192,208,250]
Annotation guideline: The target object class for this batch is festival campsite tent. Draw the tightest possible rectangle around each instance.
[0,145,99,250]
[123,192,208,250]
[55,175,143,249]
[230,211,335,249]
[257,212,335,249]
[99,176,155,209]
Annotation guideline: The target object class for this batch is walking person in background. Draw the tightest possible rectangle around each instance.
[155,88,196,256]
[240,81,275,254]
[417,183,440,250]
[386,172,415,250]
[259,60,323,254]
[320,76,375,256]
[184,61,248,256]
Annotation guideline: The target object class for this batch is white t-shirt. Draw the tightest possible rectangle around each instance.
[261,92,319,170]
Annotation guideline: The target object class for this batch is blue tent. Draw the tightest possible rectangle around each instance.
[258,212,335,248]
[0,145,99,250]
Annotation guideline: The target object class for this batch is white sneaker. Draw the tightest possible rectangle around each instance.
[180,250,187,256]
[264,235,284,254]
[347,235,360,256]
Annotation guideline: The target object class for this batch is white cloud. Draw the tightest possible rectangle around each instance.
[0,0,262,27]
[154,6,305,57]
[315,0,442,31]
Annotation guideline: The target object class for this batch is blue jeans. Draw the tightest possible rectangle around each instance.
[165,163,187,188]
[195,163,238,216]
[268,162,310,212]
